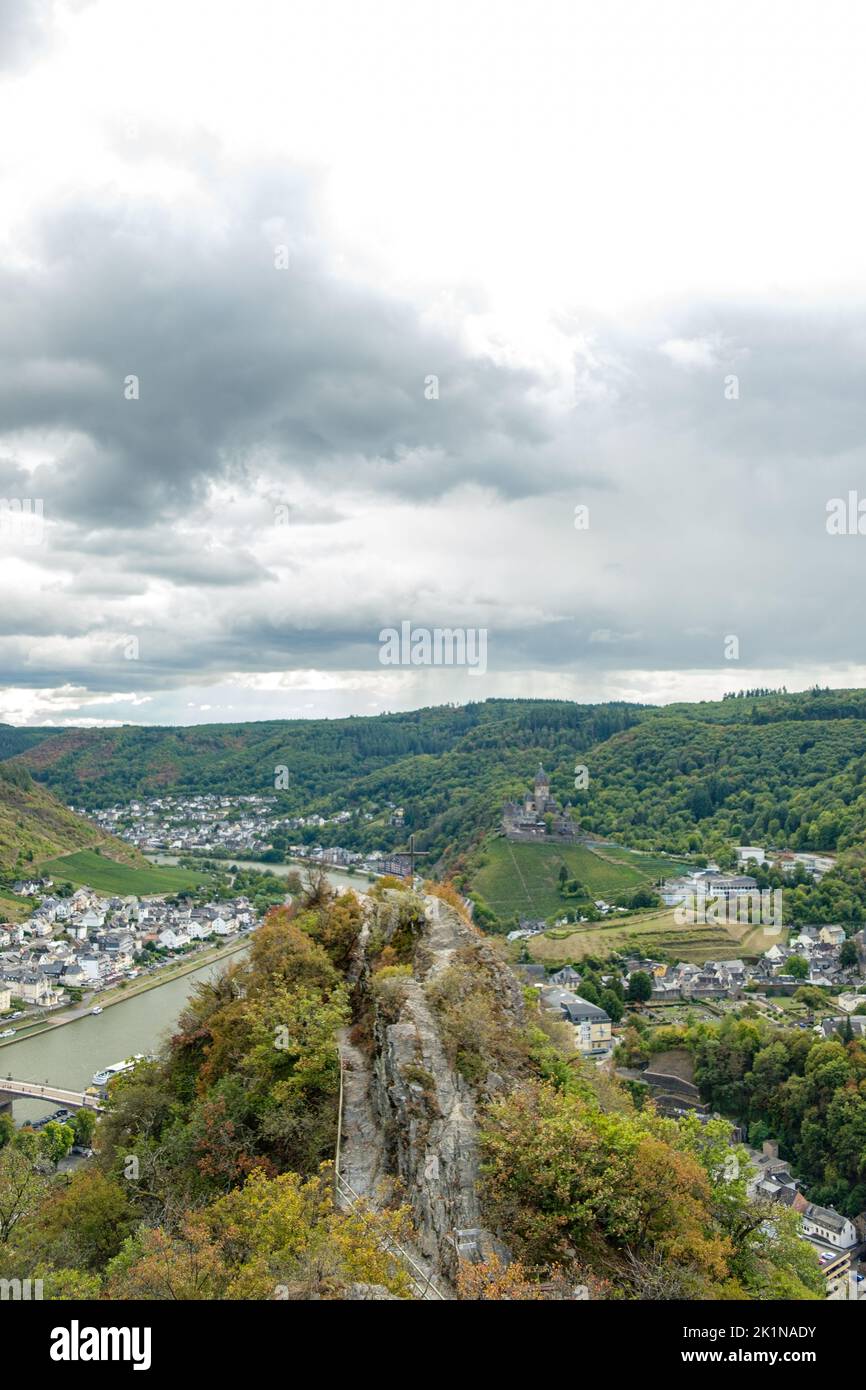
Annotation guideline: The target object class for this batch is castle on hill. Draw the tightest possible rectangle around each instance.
[502,764,576,840]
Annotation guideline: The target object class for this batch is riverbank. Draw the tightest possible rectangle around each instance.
[146,851,381,892]
[0,934,251,1050]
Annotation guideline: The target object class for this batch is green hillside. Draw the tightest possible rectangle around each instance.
[9,701,640,859]
[575,708,866,854]
[0,723,62,761]
[7,687,866,880]
[471,837,688,920]
[37,849,210,895]
[0,762,148,876]
[1,703,652,914]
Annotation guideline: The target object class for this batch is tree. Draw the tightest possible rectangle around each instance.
[787,955,809,980]
[71,1107,96,1148]
[39,1121,74,1169]
[23,1169,133,1272]
[481,1082,735,1295]
[105,1169,413,1300]
[0,1142,51,1242]
[600,988,623,1023]
[840,940,858,969]
[457,1253,545,1300]
[627,971,653,1003]
[105,1216,231,1300]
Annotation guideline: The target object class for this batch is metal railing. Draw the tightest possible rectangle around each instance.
[334,1170,445,1301]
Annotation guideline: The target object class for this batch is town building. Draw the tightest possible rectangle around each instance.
[540,986,613,1059]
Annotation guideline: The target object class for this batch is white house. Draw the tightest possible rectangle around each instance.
[800,1203,857,1249]
[660,878,691,906]
[158,928,191,950]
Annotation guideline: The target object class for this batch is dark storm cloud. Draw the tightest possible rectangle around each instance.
[64,530,276,587]
[0,169,585,534]
[5,156,866,705]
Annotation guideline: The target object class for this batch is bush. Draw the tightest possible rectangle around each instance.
[370,965,413,1022]
[426,950,526,1088]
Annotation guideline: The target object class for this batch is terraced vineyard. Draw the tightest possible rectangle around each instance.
[470,835,691,921]
[524,905,784,964]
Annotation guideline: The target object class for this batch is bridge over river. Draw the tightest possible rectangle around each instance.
[0,1076,103,1113]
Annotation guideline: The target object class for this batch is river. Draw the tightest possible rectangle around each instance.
[2,861,364,1125]
[1,951,245,1125]
[147,853,370,896]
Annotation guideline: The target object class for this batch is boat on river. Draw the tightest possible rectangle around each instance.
[91,1054,145,1087]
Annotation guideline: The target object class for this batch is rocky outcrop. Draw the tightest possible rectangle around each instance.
[342,1283,401,1301]
[337,1028,385,1197]
[366,893,520,1282]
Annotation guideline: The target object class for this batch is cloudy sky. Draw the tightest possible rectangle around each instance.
[2,0,866,726]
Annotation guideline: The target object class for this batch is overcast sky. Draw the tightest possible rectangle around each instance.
[2,0,866,726]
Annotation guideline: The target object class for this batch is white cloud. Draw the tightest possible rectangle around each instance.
[2,1,865,724]
[659,337,722,370]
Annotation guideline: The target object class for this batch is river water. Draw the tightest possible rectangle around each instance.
[147,854,369,896]
[2,860,364,1125]
[1,952,244,1125]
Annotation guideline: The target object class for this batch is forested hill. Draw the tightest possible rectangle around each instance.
[0,762,146,875]
[0,724,61,761]
[5,701,640,851]
[4,687,866,863]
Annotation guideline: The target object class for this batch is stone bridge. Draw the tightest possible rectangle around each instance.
[0,1076,103,1113]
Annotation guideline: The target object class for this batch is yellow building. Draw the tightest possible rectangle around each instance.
[560,996,614,1058]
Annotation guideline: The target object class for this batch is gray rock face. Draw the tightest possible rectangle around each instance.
[367,894,517,1281]
[337,1028,385,1198]
[342,1283,401,1301]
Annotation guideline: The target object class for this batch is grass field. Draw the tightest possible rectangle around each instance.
[471,836,691,921]
[585,842,693,881]
[38,849,211,895]
[523,905,786,965]
[0,889,30,922]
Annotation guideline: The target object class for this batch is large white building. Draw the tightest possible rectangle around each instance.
[737,845,767,867]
